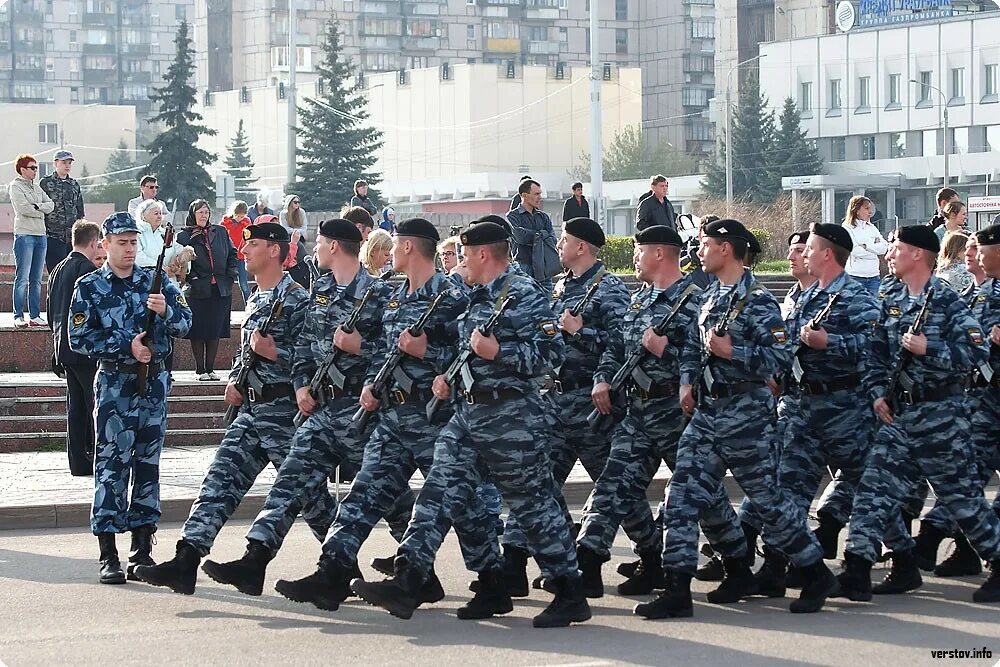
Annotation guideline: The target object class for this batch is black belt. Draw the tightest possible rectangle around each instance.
[458,387,525,405]
[894,382,965,406]
[324,377,365,400]
[247,382,295,404]
[553,376,593,393]
[702,380,765,400]
[627,382,679,401]
[972,369,1000,389]
[796,373,861,396]
[387,386,435,406]
[98,360,162,375]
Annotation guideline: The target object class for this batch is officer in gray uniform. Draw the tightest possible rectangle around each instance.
[69,211,192,584]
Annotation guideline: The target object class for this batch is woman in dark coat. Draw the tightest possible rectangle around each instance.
[177,199,238,380]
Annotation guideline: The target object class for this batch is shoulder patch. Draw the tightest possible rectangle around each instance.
[387,299,399,309]
[72,313,86,327]
[314,294,329,305]
[630,302,643,311]
[888,305,901,318]
[969,327,985,346]
[976,294,988,304]
[540,321,558,336]
[771,326,787,343]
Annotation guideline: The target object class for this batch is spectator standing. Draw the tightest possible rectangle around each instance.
[279,194,308,240]
[350,179,378,219]
[135,199,183,271]
[8,154,54,327]
[360,228,393,276]
[510,175,533,211]
[46,219,102,476]
[342,205,375,242]
[561,182,590,222]
[127,175,161,220]
[635,174,677,231]
[841,195,888,295]
[936,230,974,293]
[507,178,560,292]
[927,187,960,231]
[246,191,274,223]
[177,199,237,380]
[379,206,396,234]
[221,200,253,301]
[39,149,85,272]
[934,200,967,242]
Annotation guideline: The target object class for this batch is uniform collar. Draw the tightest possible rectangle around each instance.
[398,271,446,302]
[99,262,144,285]
[566,261,604,284]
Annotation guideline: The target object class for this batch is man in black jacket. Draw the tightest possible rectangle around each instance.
[635,174,677,231]
[46,220,102,475]
[562,182,590,222]
[927,187,959,230]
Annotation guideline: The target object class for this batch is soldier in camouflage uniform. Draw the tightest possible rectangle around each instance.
[134,223,330,595]
[351,221,591,628]
[69,211,192,584]
[39,150,85,271]
[836,224,1000,604]
[500,217,634,595]
[197,218,414,597]
[275,218,505,616]
[636,219,836,620]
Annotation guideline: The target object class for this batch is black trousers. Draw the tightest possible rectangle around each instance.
[45,238,71,273]
[65,363,97,476]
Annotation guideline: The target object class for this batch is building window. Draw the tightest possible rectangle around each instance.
[691,19,714,39]
[917,70,933,107]
[69,30,78,44]
[484,22,518,39]
[70,87,79,104]
[827,79,842,116]
[615,0,627,20]
[950,67,965,105]
[860,135,876,160]
[38,123,58,144]
[466,25,475,40]
[984,64,998,101]
[615,28,627,55]
[69,58,79,73]
[175,5,186,20]
[830,137,846,162]
[856,76,871,112]
[949,127,969,154]
[922,129,938,156]
[887,73,901,109]
[986,125,1000,152]
[558,27,567,42]
[799,81,812,114]
[890,132,907,158]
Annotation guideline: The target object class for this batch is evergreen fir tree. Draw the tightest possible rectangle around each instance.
[105,138,138,183]
[296,20,382,210]
[80,164,91,179]
[145,20,217,207]
[223,119,256,198]
[772,97,823,181]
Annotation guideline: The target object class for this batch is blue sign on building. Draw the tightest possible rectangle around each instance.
[858,0,954,27]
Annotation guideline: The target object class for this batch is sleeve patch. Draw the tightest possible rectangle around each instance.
[176,294,188,307]
[72,313,86,327]
[314,294,329,305]
[771,327,787,343]
[969,328,985,346]
[540,321,558,336]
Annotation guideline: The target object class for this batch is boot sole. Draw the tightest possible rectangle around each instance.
[456,600,514,620]
[971,589,1000,603]
[371,559,395,577]
[934,565,983,577]
[872,583,922,595]
[202,562,263,596]
[790,575,838,613]
[132,568,195,595]
[532,608,592,628]
[100,574,127,585]
[351,579,416,620]
[274,581,341,611]
[635,606,694,620]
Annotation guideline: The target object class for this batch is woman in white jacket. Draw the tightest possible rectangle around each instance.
[134,199,183,280]
[842,195,888,295]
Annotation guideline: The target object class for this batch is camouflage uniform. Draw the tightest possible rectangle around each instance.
[395,265,576,586]
[38,171,84,246]
[662,269,825,573]
[322,272,500,573]
[244,266,414,552]
[575,274,745,561]
[179,274,334,555]
[845,276,1000,564]
[69,264,192,534]
[503,262,634,550]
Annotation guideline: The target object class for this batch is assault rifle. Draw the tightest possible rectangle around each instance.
[135,223,175,396]
[224,295,285,425]
[693,286,743,404]
[790,292,840,383]
[883,286,933,415]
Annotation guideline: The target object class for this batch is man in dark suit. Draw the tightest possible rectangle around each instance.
[46,220,102,475]
[562,182,590,223]
[635,174,677,231]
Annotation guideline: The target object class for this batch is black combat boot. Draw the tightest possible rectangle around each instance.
[617,558,642,578]
[370,555,395,577]
[934,534,983,577]
[751,546,788,598]
[133,540,201,595]
[742,523,759,568]
[617,549,665,596]
[576,544,605,598]
[872,549,923,595]
[789,558,836,613]
[201,540,275,596]
[532,575,592,628]
[972,561,1000,603]
[785,565,803,589]
[350,567,424,620]
[913,521,948,571]
[419,568,446,605]
[706,556,755,604]
[833,551,873,602]
[501,545,530,598]
[633,570,694,619]
[98,533,126,585]
[813,511,845,561]
[126,524,156,581]
[695,544,724,581]
[457,569,514,620]
[274,559,356,611]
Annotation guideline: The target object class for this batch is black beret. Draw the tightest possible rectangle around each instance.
[564,217,606,247]
[811,223,853,252]
[319,218,363,243]
[748,233,762,254]
[898,224,940,254]
[635,225,683,247]
[976,223,1000,246]
[460,221,509,246]
[787,229,810,246]
[474,214,511,227]
[243,222,289,243]
[703,218,754,247]
[396,217,440,242]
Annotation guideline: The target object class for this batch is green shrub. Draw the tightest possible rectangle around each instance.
[600,236,635,272]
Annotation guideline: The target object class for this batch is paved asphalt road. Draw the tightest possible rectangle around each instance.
[1,516,998,667]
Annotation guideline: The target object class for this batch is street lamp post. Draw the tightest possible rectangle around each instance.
[59,103,101,149]
[726,54,766,216]
[909,78,949,186]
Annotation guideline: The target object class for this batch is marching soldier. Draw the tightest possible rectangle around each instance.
[69,211,192,583]
[836,225,1000,604]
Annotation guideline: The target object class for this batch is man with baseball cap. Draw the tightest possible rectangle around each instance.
[39,149,86,271]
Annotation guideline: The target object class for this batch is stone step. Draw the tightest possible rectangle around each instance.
[0,428,225,453]
[0,393,225,417]
[0,371,228,398]
[0,280,250,313]
[0,411,225,435]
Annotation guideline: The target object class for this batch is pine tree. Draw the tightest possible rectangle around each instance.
[80,164,91,179]
[772,97,823,182]
[105,138,138,183]
[145,20,217,207]
[296,20,382,210]
[223,119,256,198]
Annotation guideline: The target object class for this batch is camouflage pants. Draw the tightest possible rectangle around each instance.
[845,396,1000,563]
[91,369,169,534]
[323,401,500,573]
[245,397,414,552]
[398,395,576,583]
[180,397,334,555]
[662,389,823,574]
[577,396,744,561]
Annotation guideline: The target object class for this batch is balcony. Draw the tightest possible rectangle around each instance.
[19,40,45,53]
[82,43,116,55]
[360,34,402,50]
[14,68,45,81]
[124,98,152,114]
[402,36,440,51]
[122,43,150,57]
[528,40,560,55]
[83,12,118,27]
[83,68,117,83]
[13,9,44,23]
[485,37,520,54]
[406,2,444,16]
[525,7,560,20]
[360,0,401,15]
[124,70,152,83]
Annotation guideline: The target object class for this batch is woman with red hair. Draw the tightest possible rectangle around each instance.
[7,154,54,327]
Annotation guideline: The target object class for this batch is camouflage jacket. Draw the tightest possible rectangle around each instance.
[232,272,308,386]
[38,173,85,243]
[969,278,1000,373]
[69,264,192,363]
